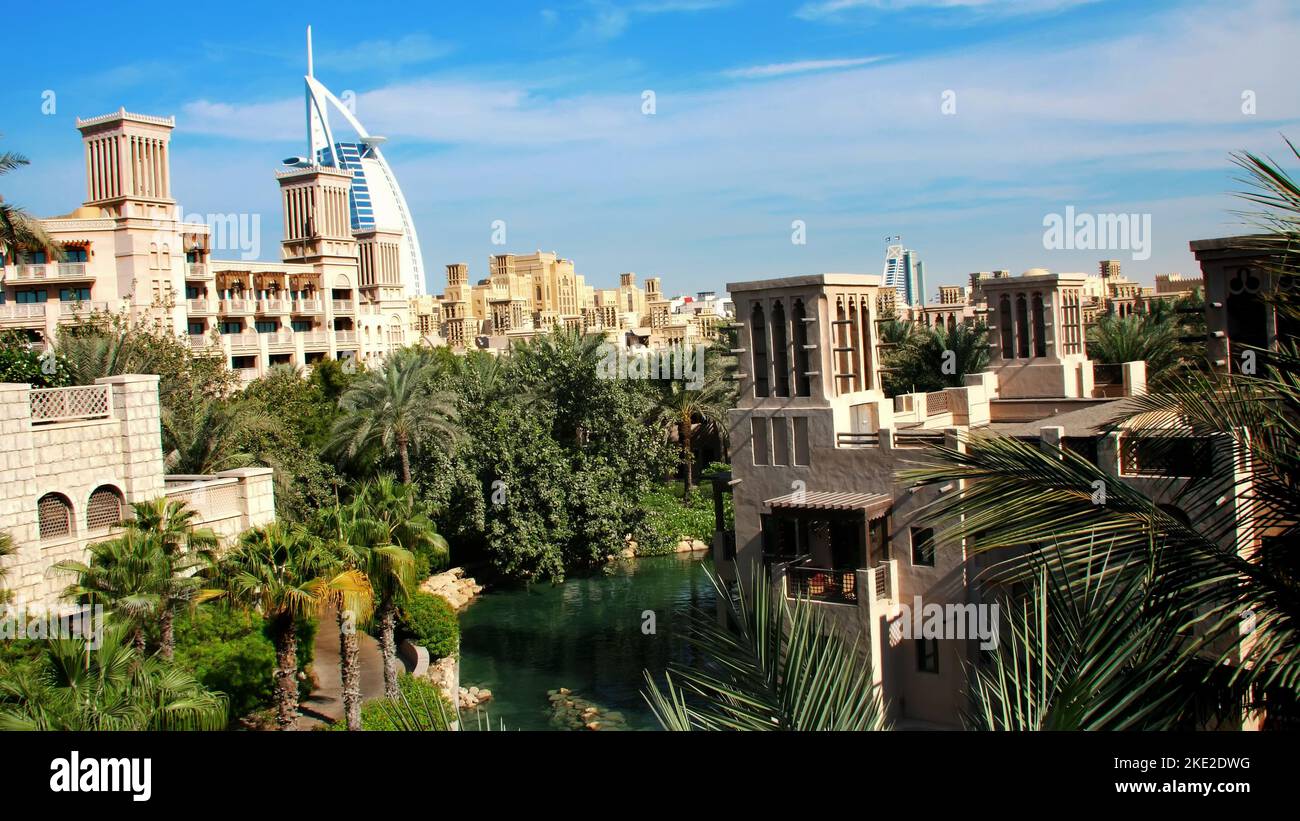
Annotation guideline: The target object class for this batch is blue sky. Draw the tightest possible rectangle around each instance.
[3,0,1298,297]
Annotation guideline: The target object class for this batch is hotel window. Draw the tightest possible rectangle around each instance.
[220,321,243,335]
[792,416,810,466]
[256,321,279,334]
[86,485,125,532]
[187,322,205,336]
[185,285,200,299]
[59,288,91,302]
[771,416,790,466]
[911,527,935,567]
[917,639,939,674]
[751,417,771,466]
[37,493,73,540]
[771,301,790,397]
[63,249,88,263]
[292,320,312,332]
[16,290,47,304]
[750,303,769,397]
[22,251,47,264]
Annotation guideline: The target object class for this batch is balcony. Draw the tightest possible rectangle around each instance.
[0,303,47,324]
[786,564,859,604]
[332,299,354,314]
[265,331,295,349]
[300,330,329,348]
[188,334,213,350]
[187,298,214,315]
[335,330,356,344]
[220,299,252,315]
[236,367,260,382]
[226,332,259,350]
[58,301,109,319]
[292,299,323,315]
[187,263,211,279]
[257,299,288,315]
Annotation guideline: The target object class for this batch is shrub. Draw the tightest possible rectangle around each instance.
[396,592,459,659]
[637,481,718,556]
[358,674,454,731]
[172,606,276,718]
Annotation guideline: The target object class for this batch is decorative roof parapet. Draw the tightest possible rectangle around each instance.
[76,108,176,128]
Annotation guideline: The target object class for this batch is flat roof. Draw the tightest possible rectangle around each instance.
[985,398,1135,438]
[764,490,892,517]
[726,273,881,293]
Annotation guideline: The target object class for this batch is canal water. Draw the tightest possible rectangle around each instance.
[457,552,716,731]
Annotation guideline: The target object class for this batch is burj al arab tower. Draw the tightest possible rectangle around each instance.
[290,27,426,296]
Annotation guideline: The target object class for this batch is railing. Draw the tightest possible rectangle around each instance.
[332,300,354,313]
[258,299,287,314]
[293,299,322,314]
[894,430,946,448]
[0,303,47,321]
[187,263,210,278]
[58,301,109,316]
[29,385,111,424]
[188,298,213,313]
[226,332,259,349]
[16,264,48,279]
[266,331,295,347]
[787,564,858,604]
[188,334,212,349]
[220,299,251,314]
[301,330,329,347]
[237,368,260,381]
[926,390,950,416]
[57,262,89,278]
[335,330,356,344]
[1093,363,1123,385]
[1120,435,1214,478]
[164,477,241,521]
[836,431,879,448]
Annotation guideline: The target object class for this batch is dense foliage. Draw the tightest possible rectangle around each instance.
[881,321,990,397]
[0,331,71,386]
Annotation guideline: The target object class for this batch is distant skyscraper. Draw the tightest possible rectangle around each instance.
[299,27,425,295]
[883,242,924,307]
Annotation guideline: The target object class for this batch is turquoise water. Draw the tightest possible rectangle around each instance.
[457,553,716,731]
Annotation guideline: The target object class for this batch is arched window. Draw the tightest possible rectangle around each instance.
[998,295,1014,359]
[792,299,811,397]
[947,313,956,334]
[771,301,789,397]
[38,492,74,540]
[1015,294,1031,359]
[1031,294,1047,357]
[86,485,125,531]
[751,303,769,398]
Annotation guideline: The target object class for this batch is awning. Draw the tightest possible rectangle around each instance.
[764,491,892,518]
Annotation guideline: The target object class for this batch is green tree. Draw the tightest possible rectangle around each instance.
[330,348,460,482]
[648,365,732,500]
[882,322,989,396]
[56,530,170,657]
[125,498,219,661]
[1086,312,1181,373]
[0,141,57,266]
[0,331,71,386]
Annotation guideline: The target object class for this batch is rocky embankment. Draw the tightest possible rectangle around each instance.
[420,567,483,610]
[547,688,628,730]
[619,537,709,558]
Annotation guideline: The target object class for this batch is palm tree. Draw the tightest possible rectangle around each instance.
[0,532,14,604]
[206,522,371,729]
[56,531,169,657]
[0,623,227,731]
[126,498,219,661]
[0,141,57,268]
[330,348,460,482]
[648,365,732,500]
[643,564,889,730]
[313,504,382,730]
[161,399,266,475]
[1086,311,1181,373]
[882,322,989,396]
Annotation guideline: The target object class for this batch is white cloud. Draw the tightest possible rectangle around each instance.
[319,34,453,71]
[723,56,887,79]
[795,0,1098,21]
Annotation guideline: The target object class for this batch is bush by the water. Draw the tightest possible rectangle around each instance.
[637,481,723,555]
[397,592,459,659]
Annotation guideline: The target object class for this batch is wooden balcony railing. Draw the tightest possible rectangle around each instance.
[787,564,858,604]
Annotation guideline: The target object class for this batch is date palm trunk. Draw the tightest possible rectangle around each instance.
[272,613,299,730]
[377,598,400,700]
[159,603,175,662]
[337,607,361,731]
[680,416,695,500]
[397,432,412,484]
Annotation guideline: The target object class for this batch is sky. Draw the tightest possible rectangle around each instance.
[2,0,1298,298]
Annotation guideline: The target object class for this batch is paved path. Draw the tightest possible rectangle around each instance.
[296,605,387,729]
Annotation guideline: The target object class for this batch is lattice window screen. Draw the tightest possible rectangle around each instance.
[86,486,124,531]
[38,493,72,539]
